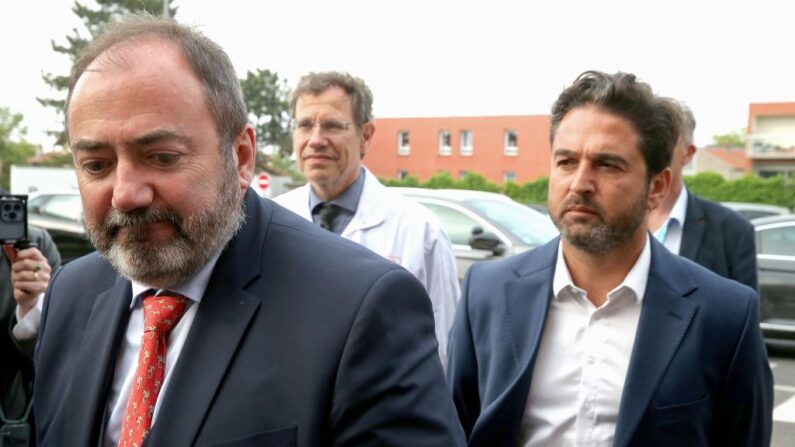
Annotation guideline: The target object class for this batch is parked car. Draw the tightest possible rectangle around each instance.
[721,201,790,220]
[752,214,795,348]
[27,191,94,263]
[392,188,558,280]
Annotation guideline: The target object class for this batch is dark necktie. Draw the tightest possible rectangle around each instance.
[119,293,188,447]
[318,203,342,233]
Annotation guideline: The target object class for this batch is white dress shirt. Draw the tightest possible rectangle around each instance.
[103,255,220,447]
[520,236,651,447]
[11,292,44,340]
[654,186,688,255]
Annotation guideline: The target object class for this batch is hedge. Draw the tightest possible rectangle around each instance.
[381,171,795,211]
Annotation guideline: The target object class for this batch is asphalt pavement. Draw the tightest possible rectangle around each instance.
[771,349,795,447]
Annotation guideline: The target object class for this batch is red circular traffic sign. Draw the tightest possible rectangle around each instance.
[257,172,270,190]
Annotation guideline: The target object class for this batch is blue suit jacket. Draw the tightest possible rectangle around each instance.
[34,190,465,446]
[447,236,772,446]
[681,191,758,291]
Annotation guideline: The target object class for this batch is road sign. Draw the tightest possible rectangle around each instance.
[257,172,270,190]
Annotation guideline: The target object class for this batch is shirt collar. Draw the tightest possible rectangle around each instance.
[552,234,652,304]
[308,166,366,214]
[667,185,689,228]
[129,252,222,309]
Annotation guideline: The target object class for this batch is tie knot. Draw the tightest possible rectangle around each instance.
[317,203,342,231]
[143,293,188,333]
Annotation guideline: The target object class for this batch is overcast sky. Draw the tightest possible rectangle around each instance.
[1,0,794,150]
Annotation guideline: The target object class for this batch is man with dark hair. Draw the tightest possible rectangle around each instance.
[447,71,772,446]
[275,71,460,366]
[34,16,464,446]
[649,103,757,290]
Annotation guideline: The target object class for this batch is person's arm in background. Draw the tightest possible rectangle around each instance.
[8,226,61,357]
[424,224,460,369]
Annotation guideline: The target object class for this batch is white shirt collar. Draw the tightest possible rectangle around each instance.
[668,185,689,228]
[129,252,222,308]
[552,234,652,304]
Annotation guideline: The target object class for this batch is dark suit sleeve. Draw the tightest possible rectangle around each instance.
[329,269,465,447]
[446,266,481,439]
[712,289,773,446]
[726,216,758,291]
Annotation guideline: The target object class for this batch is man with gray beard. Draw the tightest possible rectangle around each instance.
[33,15,464,447]
[447,71,772,446]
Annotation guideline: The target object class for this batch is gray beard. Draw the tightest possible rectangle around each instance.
[86,173,245,289]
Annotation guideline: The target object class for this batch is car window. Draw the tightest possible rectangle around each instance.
[466,198,558,246]
[28,195,47,209]
[758,225,795,256]
[741,210,776,220]
[40,195,82,222]
[421,202,482,245]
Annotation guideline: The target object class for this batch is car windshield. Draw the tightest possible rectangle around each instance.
[34,194,83,222]
[466,198,558,246]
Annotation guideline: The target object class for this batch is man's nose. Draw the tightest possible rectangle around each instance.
[306,125,329,148]
[111,161,154,212]
[570,165,596,194]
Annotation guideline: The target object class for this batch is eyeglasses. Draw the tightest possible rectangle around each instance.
[291,118,353,137]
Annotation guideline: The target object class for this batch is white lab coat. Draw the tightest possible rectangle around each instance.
[274,167,460,366]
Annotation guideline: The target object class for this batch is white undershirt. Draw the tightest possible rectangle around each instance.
[103,254,220,447]
[655,186,688,255]
[520,236,650,447]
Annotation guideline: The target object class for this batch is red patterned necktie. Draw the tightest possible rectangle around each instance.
[119,293,188,447]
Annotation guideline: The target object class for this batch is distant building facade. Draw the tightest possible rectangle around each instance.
[746,102,795,178]
[365,115,551,184]
[689,147,749,180]
[363,104,793,185]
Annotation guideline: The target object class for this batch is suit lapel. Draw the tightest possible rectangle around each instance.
[478,242,556,442]
[64,279,132,445]
[680,191,706,260]
[146,190,266,446]
[147,284,259,446]
[613,241,698,447]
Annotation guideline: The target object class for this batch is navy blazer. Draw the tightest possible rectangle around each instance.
[34,189,465,446]
[681,191,758,291]
[447,236,772,446]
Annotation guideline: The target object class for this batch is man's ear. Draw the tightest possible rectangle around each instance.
[360,122,375,159]
[683,143,697,166]
[648,167,672,211]
[234,124,256,191]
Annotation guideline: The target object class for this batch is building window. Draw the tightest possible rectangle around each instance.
[460,130,473,156]
[504,130,518,156]
[397,131,410,156]
[503,171,516,183]
[439,130,452,156]
[459,170,468,179]
[397,169,409,180]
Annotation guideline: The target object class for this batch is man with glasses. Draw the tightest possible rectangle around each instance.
[275,72,460,366]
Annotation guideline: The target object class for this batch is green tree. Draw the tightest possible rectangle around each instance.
[711,129,745,148]
[0,108,38,189]
[503,176,549,204]
[424,172,457,189]
[240,69,292,160]
[38,0,178,147]
[457,172,501,192]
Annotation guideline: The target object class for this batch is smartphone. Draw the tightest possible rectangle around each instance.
[0,195,27,244]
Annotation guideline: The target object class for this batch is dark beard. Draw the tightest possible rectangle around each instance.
[551,189,647,255]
